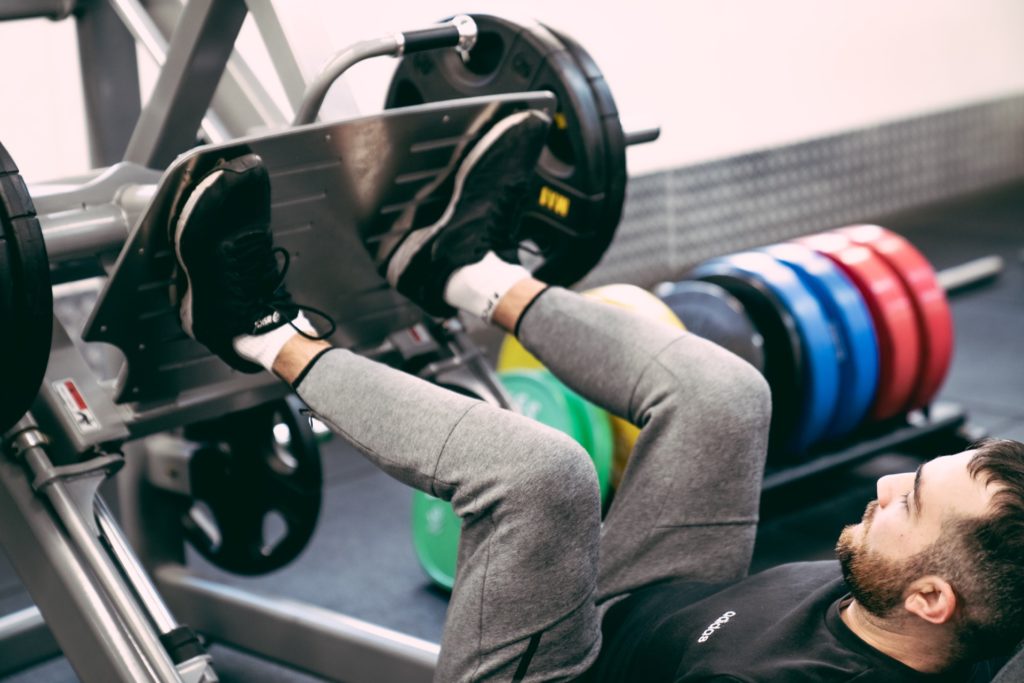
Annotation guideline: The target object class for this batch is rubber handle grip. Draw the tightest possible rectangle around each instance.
[401,25,461,53]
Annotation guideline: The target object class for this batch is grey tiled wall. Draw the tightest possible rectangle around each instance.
[581,94,1024,288]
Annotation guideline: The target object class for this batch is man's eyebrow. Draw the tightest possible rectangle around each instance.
[912,463,925,519]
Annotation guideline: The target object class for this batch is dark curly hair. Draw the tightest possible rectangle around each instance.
[944,438,1024,659]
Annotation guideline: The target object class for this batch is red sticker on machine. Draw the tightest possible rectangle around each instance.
[54,379,101,433]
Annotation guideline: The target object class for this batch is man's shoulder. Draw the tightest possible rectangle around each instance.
[755,559,842,581]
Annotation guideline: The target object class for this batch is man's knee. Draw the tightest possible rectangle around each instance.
[509,429,601,521]
[656,335,772,435]
[715,353,772,433]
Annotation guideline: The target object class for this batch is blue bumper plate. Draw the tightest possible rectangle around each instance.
[693,252,839,456]
[764,243,879,441]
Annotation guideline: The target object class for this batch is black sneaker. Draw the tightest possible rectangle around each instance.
[172,153,332,372]
[382,109,550,317]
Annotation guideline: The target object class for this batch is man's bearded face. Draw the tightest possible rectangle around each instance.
[835,500,932,617]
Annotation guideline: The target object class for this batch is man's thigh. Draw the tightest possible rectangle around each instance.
[595,334,771,599]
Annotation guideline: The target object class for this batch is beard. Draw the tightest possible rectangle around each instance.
[835,501,933,618]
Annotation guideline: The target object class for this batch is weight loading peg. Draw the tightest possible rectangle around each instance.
[936,255,1004,294]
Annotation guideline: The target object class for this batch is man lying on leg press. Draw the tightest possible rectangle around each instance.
[170,110,1024,682]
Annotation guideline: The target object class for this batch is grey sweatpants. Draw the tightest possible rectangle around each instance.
[296,287,772,682]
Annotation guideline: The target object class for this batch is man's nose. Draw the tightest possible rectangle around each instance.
[876,472,911,507]
[876,475,891,507]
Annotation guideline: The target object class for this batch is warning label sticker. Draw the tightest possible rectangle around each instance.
[53,379,101,434]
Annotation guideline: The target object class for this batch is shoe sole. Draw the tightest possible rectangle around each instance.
[174,168,225,338]
[385,109,548,286]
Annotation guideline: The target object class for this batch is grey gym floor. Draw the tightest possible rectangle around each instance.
[1,183,1022,682]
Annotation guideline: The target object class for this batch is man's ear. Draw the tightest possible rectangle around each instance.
[904,576,957,625]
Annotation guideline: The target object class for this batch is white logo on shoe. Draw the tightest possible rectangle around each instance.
[697,611,737,643]
[253,311,281,331]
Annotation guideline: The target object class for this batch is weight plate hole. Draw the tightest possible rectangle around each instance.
[540,98,576,171]
[462,31,504,76]
[391,79,424,107]
[188,502,222,551]
[270,421,300,475]
[261,510,289,556]
[539,147,574,179]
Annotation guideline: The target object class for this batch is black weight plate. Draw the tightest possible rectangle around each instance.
[0,141,51,435]
[542,25,627,291]
[184,396,323,575]
[384,14,619,286]
[0,237,21,431]
[7,216,52,426]
[0,141,19,174]
[656,280,765,373]
[690,264,804,461]
[0,174,36,219]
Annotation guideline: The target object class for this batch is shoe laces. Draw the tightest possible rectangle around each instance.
[221,231,336,340]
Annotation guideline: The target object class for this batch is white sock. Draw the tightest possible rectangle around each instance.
[443,251,531,322]
[233,312,317,372]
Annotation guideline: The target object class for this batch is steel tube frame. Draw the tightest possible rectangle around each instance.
[157,567,438,683]
[18,438,183,682]
[76,0,142,166]
[107,0,231,146]
[0,421,166,682]
[136,0,362,138]
[143,0,302,136]
[293,35,401,125]
[39,203,137,262]
[96,499,180,635]
[123,0,248,167]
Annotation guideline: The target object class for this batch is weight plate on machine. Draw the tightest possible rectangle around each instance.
[385,14,622,286]
[763,243,879,441]
[411,369,614,590]
[798,232,920,421]
[543,24,628,279]
[696,253,839,456]
[838,225,953,410]
[655,280,766,373]
[0,140,52,434]
[184,396,323,575]
[496,284,684,489]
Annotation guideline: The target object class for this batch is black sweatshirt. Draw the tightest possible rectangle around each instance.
[582,561,969,683]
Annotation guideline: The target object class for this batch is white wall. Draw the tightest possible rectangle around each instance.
[0,18,90,183]
[1,1,1023,182]
[323,0,1024,175]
